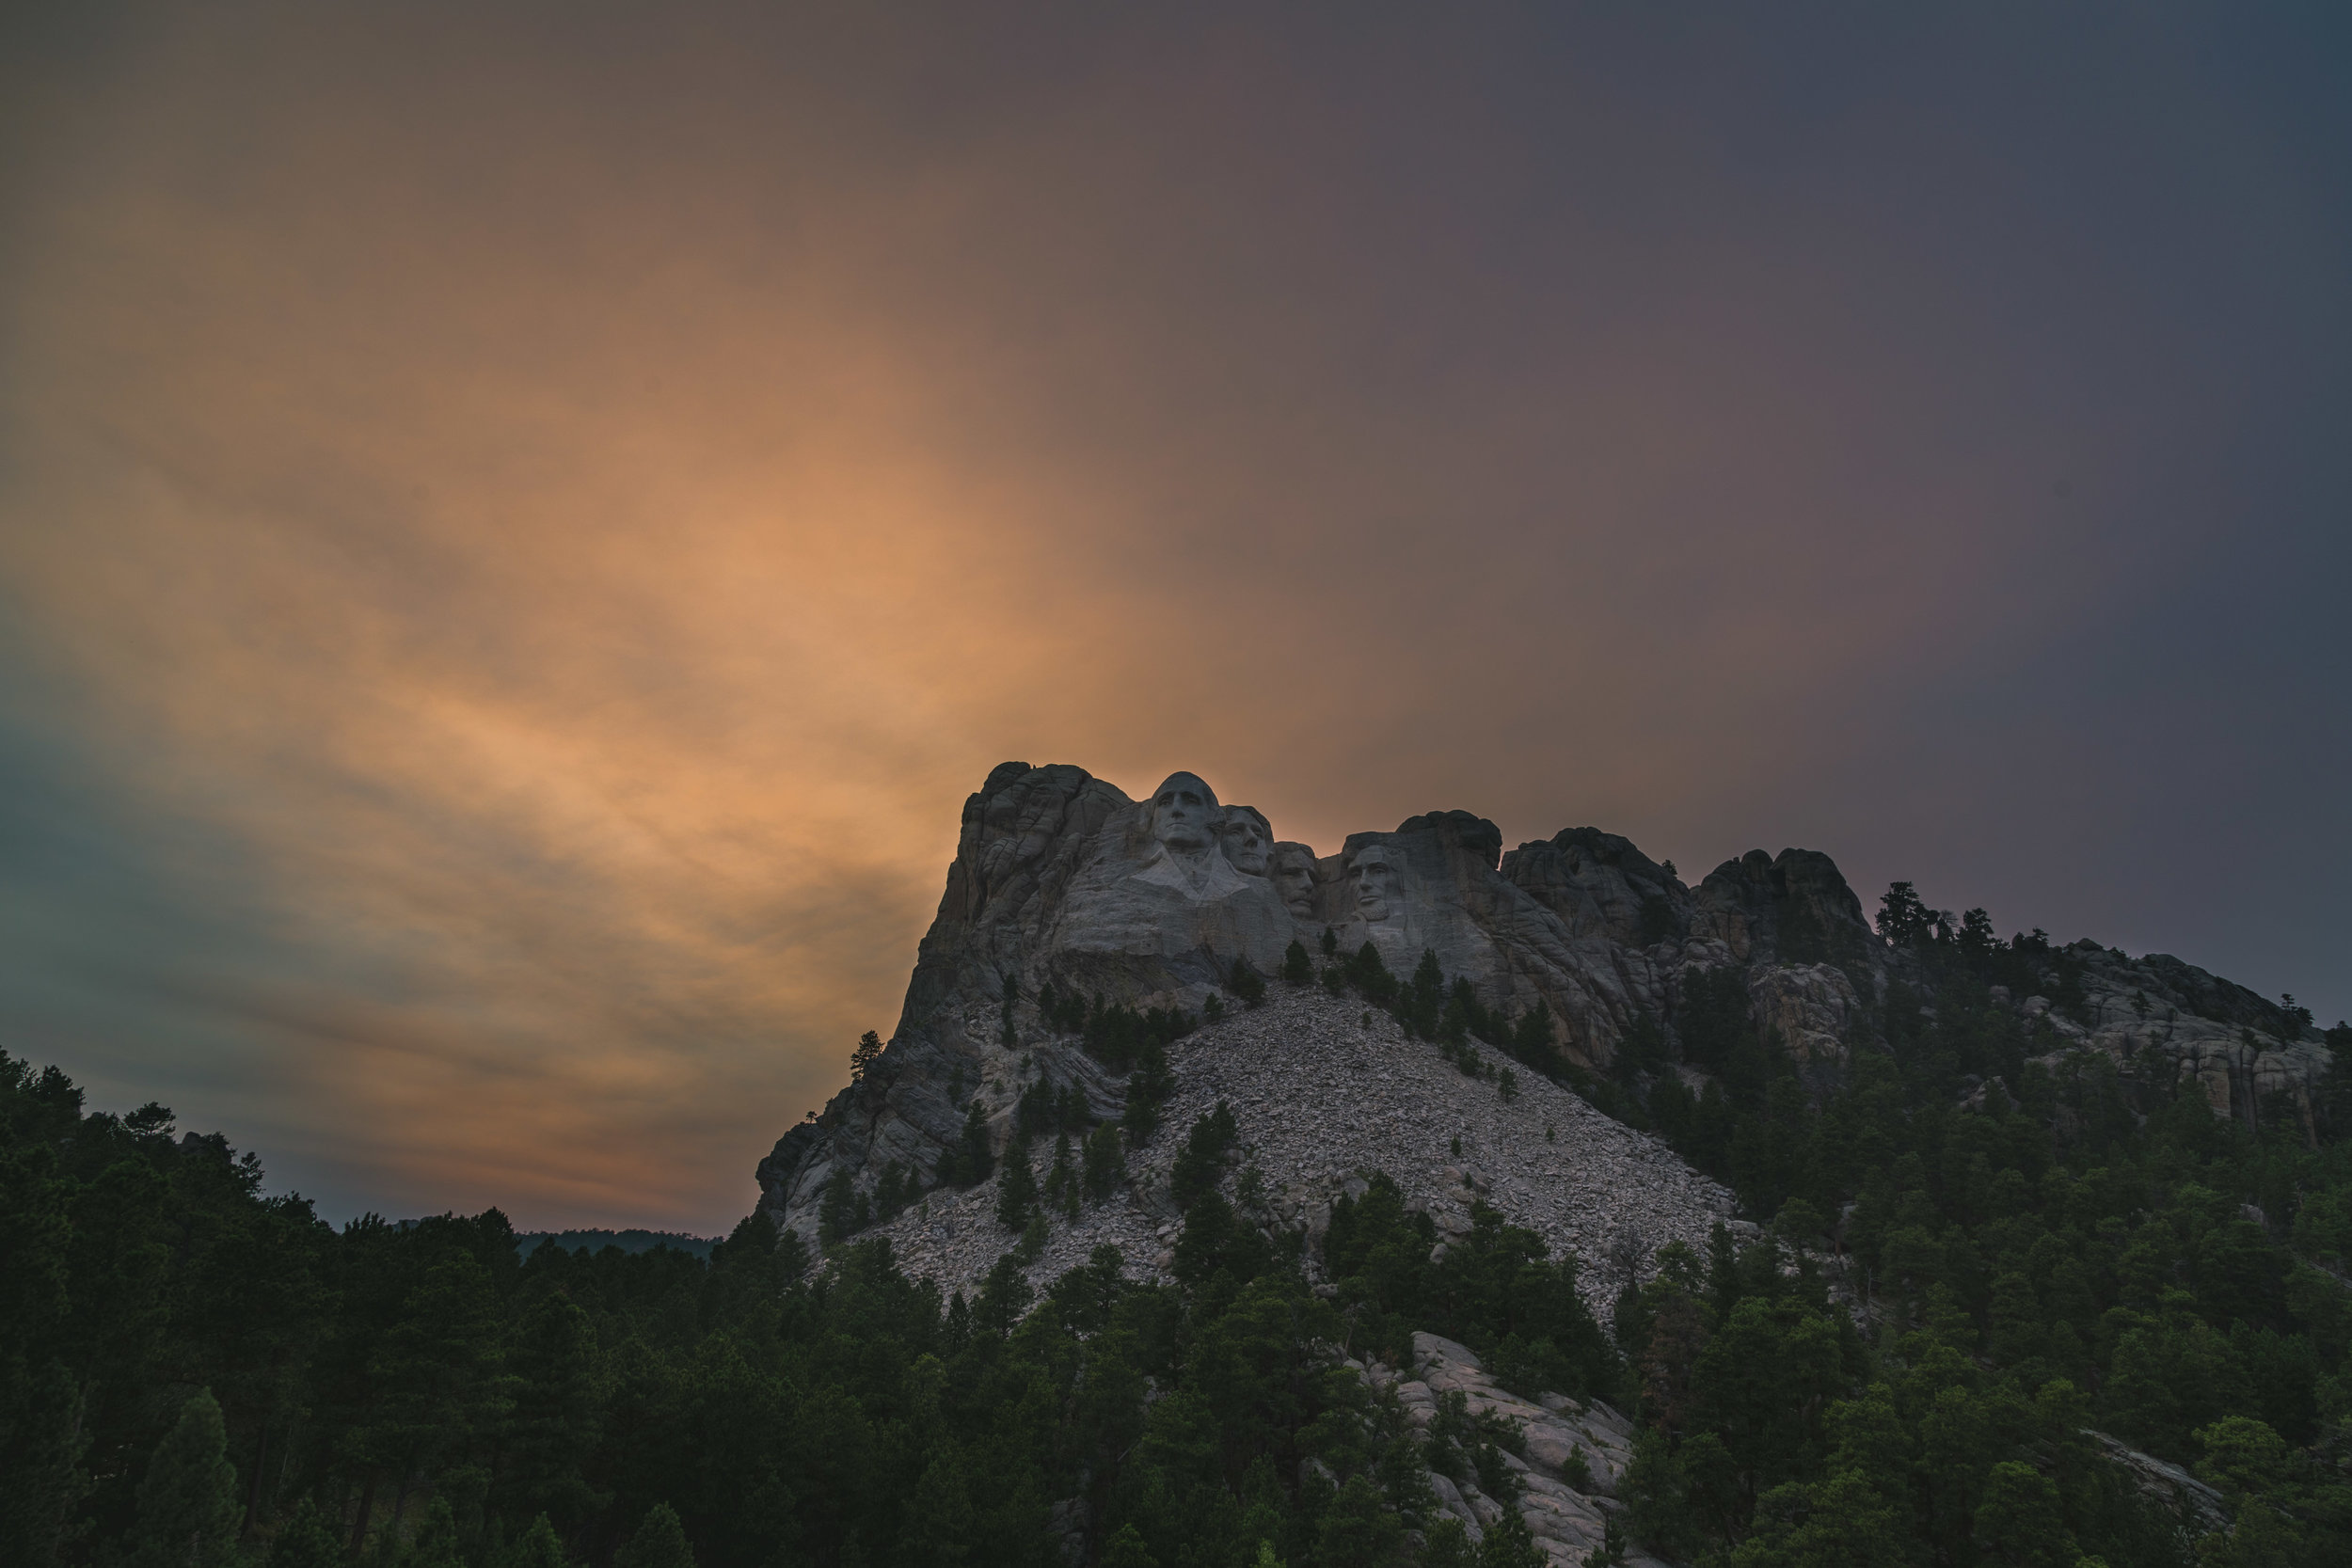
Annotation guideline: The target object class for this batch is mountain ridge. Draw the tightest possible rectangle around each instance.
[759,760,2334,1256]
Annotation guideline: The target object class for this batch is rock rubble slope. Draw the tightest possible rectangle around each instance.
[867,986,1735,1307]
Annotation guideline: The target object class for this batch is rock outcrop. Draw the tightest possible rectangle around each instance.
[1371,1333,1669,1566]
[1746,962,1868,1066]
[757,760,2335,1248]
[2002,942,2335,1136]
[852,986,1735,1308]
[758,761,1815,1240]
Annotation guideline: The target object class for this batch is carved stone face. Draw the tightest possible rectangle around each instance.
[1220,806,1272,876]
[1271,844,1319,918]
[1146,772,1219,855]
[1350,846,1401,923]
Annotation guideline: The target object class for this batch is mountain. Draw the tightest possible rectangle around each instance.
[756,760,2335,1273]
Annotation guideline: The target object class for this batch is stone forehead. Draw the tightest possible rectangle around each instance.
[1148,771,1220,810]
[1224,804,1270,833]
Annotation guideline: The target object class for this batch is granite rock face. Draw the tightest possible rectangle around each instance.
[759,762,1793,1239]
[855,987,1736,1310]
[1998,942,2335,1136]
[758,760,2336,1245]
[1370,1333,1673,1566]
[1747,962,1868,1066]
[1690,847,1883,976]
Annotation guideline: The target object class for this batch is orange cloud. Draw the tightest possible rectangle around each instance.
[5,7,2344,1227]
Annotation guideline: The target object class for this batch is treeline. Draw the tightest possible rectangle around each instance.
[517,1233,720,1262]
[1,1045,1621,1568]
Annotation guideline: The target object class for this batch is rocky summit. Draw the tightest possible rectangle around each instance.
[758,760,2335,1265]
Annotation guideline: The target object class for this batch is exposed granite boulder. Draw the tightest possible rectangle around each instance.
[2087,1432,2230,1537]
[1746,962,1867,1066]
[1369,1333,1668,1566]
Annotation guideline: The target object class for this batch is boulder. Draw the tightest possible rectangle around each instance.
[1745,962,1867,1065]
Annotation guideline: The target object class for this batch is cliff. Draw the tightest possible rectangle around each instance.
[756,760,2335,1256]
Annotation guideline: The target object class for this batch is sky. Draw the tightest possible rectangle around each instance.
[3,4,2347,1234]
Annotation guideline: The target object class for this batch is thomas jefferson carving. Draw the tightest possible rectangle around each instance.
[1220,805,1273,877]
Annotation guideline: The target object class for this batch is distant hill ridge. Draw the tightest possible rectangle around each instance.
[516,1227,720,1259]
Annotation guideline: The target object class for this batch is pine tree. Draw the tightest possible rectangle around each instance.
[1511,1001,1556,1068]
[1473,1503,1547,1567]
[405,1497,467,1568]
[849,1030,883,1085]
[1230,957,1267,1008]
[1970,1462,2072,1568]
[1281,940,1312,986]
[1408,949,1446,1037]
[1876,881,1931,945]
[1042,1133,1075,1211]
[504,1513,571,1568]
[503,1291,601,1528]
[973,1254,1034,1337]
[1122,1040,1173,1143]
[1083,1122,1126,1202]
[950,1101,993,1187]
[362,1252,510,1542]
[1102,1525,1159,1568]
[1314,1473,1402,1565]
[818,1168,858,1244]
[263,1498,342,1568]
[123,1388,242,1568]
[615,1503,695,1568]
[897,1453,974,1564]
[995,1137,1038,1231]
[1422,1518,1475,1568]
[874,1161,911,1223]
